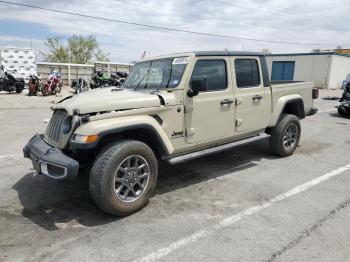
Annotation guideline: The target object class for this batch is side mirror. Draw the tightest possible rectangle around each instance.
[187,77,207,97]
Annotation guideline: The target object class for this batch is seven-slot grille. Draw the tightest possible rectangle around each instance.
[44,110,67,144]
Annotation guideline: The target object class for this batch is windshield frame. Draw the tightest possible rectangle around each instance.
[123,57,189,90]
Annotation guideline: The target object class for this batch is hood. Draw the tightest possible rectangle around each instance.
[58,87,164,115]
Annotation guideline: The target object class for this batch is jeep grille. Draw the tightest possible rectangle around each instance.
[44,110,69,148]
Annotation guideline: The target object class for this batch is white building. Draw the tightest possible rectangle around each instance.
[0,47,37,79]
[265,52,350,89]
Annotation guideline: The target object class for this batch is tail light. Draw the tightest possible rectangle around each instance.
[312,88,319,99]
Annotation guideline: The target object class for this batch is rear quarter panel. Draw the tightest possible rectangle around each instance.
[268,82,314,126]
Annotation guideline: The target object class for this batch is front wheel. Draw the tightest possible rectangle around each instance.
[269,114,301,157]
[89,140,158,216]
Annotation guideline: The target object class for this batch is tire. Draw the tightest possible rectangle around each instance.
[89,140,158,216]
[41,86,48,96]
[16,83,24,93]
[338,106,348,116]
[269,114,301,157]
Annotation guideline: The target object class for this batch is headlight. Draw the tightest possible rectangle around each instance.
[72,134,99,143]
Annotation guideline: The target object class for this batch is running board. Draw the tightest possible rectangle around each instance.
[166,133,270,165]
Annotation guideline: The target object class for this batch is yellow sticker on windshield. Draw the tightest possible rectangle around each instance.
[172,57,189,65]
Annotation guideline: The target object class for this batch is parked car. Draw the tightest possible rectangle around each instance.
[341,73,350,90]
[24,51,318,216]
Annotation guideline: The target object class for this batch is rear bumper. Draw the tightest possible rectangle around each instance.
[306,107,318,116]
[23,134,79,180]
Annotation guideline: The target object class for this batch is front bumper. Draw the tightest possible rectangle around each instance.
[23,134,79,180]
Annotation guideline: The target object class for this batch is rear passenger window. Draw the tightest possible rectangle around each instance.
[191,60,227,91]
[234,59,260,88]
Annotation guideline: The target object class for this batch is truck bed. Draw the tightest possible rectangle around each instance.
[270,81,314,115]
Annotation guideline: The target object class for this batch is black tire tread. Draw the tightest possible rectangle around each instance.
[270,114,301,157]
[89,140,157,216]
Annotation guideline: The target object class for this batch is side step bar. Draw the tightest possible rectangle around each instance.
[166,133,270,165]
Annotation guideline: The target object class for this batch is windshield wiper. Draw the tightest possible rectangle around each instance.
[135,61,152,91]
[157,62,173,92]
[134,74,147,91]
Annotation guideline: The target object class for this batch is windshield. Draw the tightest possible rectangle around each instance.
[123,57,189,90]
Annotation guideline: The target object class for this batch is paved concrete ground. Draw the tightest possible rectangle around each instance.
[0,88,349,262]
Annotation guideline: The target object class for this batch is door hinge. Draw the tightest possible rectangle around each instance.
[235,98,243,106]
[185,128,195,137]
[184,105,193,113]
[235,119,243,126]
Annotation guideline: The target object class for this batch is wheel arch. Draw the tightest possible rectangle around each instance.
[268,95,305,127]
[97,124,170,159]
[71,116,174,159]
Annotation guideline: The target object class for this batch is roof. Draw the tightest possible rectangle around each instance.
[265,52,335,57]
[194,51,264,57]
[335,53,350,58]
[36,61,133,67]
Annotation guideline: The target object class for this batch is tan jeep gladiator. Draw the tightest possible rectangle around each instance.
[24,51,318,216]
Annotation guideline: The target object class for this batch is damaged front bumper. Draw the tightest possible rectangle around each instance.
[23,134,79,180]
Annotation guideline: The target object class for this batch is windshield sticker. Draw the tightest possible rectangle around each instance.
[172,80,179,85]
[173,57,189,65]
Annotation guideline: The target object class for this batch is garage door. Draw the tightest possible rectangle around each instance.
[271,61,295,81]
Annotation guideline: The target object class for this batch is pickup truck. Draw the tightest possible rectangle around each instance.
[24,51,318,216]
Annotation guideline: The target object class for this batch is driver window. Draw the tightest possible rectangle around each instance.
[191,60,227,92]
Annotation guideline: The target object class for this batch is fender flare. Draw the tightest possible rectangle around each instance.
[71,115,174,155]
[268,94,304,127]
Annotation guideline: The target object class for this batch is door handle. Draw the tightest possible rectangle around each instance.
[220,99,234,106]
[252,95,263,101]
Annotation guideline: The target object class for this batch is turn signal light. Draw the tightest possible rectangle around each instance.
[73,134,99,143]
[85,135,99,143]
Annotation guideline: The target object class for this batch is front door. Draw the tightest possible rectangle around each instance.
[185,58,235,144]
[232,57,270,133]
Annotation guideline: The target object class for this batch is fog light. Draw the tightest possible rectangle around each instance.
[40,162,67,179]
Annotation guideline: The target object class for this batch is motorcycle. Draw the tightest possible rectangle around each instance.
[28,74,41,96]
[89,70,111,89]
[337,82,350,116]
[110,72,128,87]
[0,65,25,94]
[41,71,63,96]
[71,78,89,94]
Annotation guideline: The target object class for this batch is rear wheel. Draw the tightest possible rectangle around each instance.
[338,106,349,116]
[269,114,301,157]
[15,82,24,93]
[41,85,48,96]
[89,140,158,216]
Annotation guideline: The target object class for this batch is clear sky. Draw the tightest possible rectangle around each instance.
[0,0,349,63]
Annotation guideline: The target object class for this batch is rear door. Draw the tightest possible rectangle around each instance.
[232,57,270,133]
[184,57,235,144]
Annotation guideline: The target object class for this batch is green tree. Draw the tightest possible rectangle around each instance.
[42,37,69,63]
[42,35,110,64]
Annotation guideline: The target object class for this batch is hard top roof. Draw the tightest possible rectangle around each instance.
[194,51,264,56]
